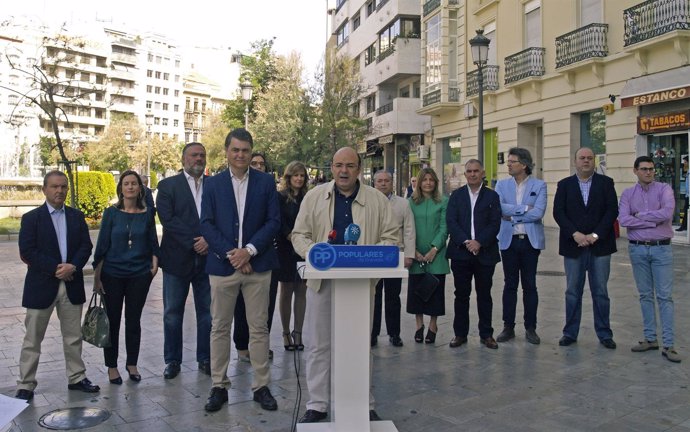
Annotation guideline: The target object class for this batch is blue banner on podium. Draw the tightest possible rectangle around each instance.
[308,243,399,271]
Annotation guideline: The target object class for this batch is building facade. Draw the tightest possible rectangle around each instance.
[330,0,431,193]
[419,0,690,243]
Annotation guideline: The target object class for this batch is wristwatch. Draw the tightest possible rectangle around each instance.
[245,247,256,257]
[591,233,599,240]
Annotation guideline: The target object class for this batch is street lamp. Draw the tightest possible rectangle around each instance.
[145,111,153,185]
[469,29,490,164]
[240,80,253,129]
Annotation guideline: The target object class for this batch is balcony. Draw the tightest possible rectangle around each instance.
[417,83,461,115]
[466,65,500,97]
[423,0,440,16]
[556,23,608,68]
[111,53,137,66]
[376,102,393,115]
[374,37,421,86]
[370,97,426,138]
[624,0,690,47]
[504,47,546,85]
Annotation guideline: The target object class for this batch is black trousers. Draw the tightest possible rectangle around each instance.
[371,277,402,338]
[233,271,278,350]
[101,271,152,368]
[451,258,496,339]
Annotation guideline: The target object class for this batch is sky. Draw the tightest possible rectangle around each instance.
[4,0,331,80]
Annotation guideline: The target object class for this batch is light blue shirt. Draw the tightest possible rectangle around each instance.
[46,202,67,262]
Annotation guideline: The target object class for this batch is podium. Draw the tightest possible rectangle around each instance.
[297,251,407,432]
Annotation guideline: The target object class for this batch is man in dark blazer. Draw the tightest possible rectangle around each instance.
[446,159,502,349]
[200,128,281,413]
[15,171,99,401]
[156,142,211,380]
[553,147,618,349]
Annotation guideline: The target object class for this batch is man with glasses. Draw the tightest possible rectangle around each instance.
[619,156,681,362]
[292,147,398,423]
[495,148,547,345]
[553,147,618,349]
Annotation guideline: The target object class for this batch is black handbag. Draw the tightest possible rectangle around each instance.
[82,292,111,348]
[414,264,439,302]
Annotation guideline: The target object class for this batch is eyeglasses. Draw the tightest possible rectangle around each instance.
[250,161,266,167]
[637,167,655,172]
[506,159,522,165]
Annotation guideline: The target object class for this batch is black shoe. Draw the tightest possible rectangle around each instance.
[425,329,437,344]
[525,328,541,345]
[108,368,122,385]
[371,335,378,347]
[676,227,687,232]
[299,409,328,423]
[389,335,404,347]
[164,362,181,379]
[558,336,576,346]
[126,365,141,382]
[449,336,467,348]
[253,385,277,411]
[480,336,498,349]
[15,389,34,401]
[67,378,100,393]
[600,338,617,349]
[269,349,274,360]
[204,387,228,412]
[369,410,382,421]
[198,360,211,376]
[414,325,425,343]
[496,327,515,342]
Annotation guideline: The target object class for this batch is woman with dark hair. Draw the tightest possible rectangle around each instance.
[276,161,309,350]
[407,167,449,344]
[93,170,159,384]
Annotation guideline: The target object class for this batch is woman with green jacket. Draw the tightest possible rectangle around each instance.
[407,168,450,344]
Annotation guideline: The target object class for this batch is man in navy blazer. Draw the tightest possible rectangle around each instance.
[200,128,280,413]
[15,171,99,401]
[553,147,618,349]
[495,148,547,345]
[157,142,211,379]
[446,159,502,349]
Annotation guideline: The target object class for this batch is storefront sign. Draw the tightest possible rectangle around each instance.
[637,110,690,134]
[622,86,690,107]
[379,134,393,144]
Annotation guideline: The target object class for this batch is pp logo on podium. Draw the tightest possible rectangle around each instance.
[309,243,337,270]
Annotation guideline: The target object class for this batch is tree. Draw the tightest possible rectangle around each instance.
[203,111,231,173]
[0,29,107,206]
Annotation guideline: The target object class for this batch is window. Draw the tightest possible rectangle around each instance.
[366,0,376,17]
[174,104,179,112]
[186,98,191,110]
[162,118,168,126]
[364,43,376,66]
[174,90,179,97]
[580,110,606,155]
[400,17,421,38]
[80,72,90,82]
[175,59,180,67]
[173,119,179,127]
[336,0,346,11]
[146,85,152,93]
[146,100,152,109]
[155,71,161,79]
[8,94,19,105]
[155,102,162,110]
[147,69,153,77]
[485,21,497,66]
[352,13,361,31]
[163,88,169,95]
[366,94,376,113]
[424,13,441,92]
[163,72,169,80]
[524,0,541,48]
[148,53,154,62]
[399,85,410,98]
[351,102,360,117]
[579,0,602,26]
[336,22,350,47]
[154,117,160,125]
[175,75,180,82]
[413,81,420,98]
[163,103,169,110]
[156,56,162,64]
[378,20,400,54]
[155,86,161,94]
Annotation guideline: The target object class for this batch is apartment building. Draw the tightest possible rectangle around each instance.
[331,0,430,193]
[419,0,690,242]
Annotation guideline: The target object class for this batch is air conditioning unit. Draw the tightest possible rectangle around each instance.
[463,102,477,119]
[417,145,430,160]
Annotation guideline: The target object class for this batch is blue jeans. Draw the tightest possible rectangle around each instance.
[163,270,211,364]
[563,250,613,341]
[500,236,540,329]
[629,244,675,347]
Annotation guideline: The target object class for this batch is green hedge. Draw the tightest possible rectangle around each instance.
[75,171,116,220]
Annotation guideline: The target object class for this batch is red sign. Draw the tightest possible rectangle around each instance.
[637,110,690,134]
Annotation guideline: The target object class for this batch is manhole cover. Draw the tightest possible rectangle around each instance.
[536,270,566,276]
[38,407,110,430]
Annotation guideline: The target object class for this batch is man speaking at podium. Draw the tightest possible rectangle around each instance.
[292,147,399,423]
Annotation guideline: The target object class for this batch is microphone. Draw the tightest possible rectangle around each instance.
[344,223,361,245]
[327,229,337,244]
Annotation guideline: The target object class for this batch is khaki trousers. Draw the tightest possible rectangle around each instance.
[17,282,86,391]
[209,270,271,390]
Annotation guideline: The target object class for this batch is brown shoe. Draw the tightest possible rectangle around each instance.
[449,336,467,348]
[480,336,498,349]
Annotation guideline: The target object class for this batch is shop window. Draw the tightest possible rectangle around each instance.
[580,109,606,172]
[443,136,462,194]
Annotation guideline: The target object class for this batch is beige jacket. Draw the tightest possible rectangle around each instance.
[388,194,416,259]
[292,180,399,292]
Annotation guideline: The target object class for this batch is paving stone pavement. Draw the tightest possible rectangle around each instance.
[1,228,689,431]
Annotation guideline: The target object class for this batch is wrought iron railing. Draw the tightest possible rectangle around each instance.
[449,87,460,102]
[624,0,690,46]
[376,102,393,115]
[377,46,395,63]
[423,0,441,16]
[422,89,441,106]
[466,65,500,97]
[555,23,608,68]
[504,47,546,85]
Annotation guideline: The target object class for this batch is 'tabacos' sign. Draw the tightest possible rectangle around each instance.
[308,244,399,271]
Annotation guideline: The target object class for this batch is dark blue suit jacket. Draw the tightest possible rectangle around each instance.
[200,168,280,276]
[446,185,501,265]
[553,173,618,258]
[156,172,208,278]
[18,203,92,309]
